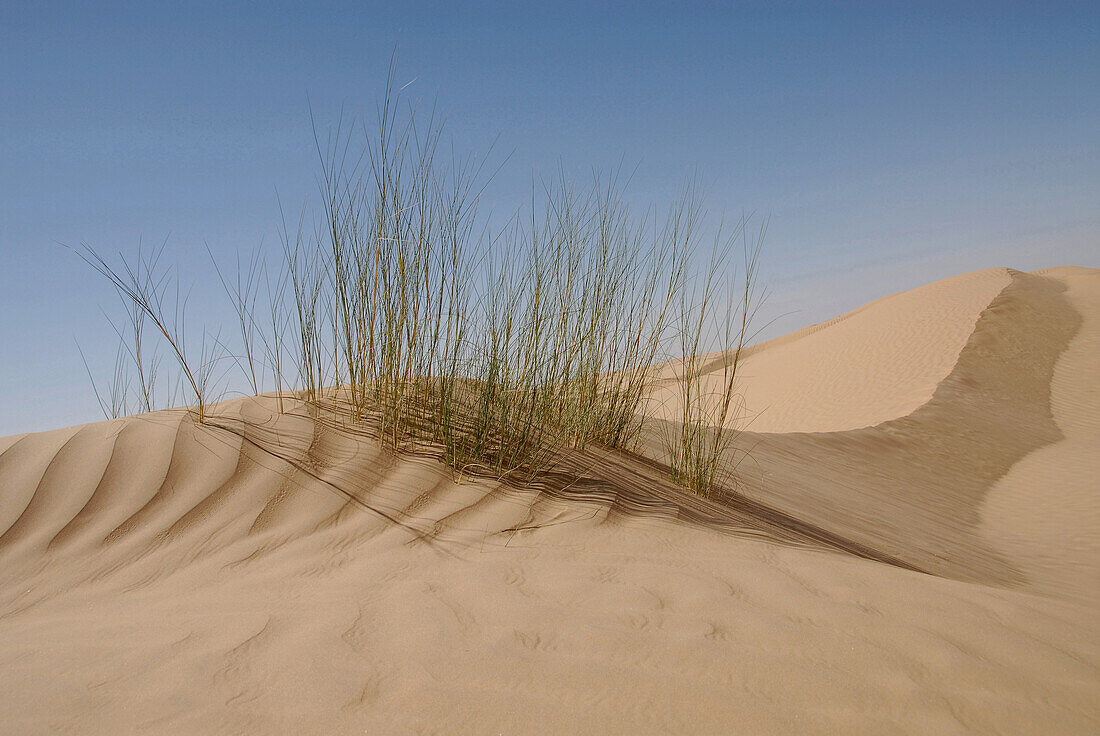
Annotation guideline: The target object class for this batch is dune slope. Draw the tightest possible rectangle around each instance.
[0,267,1097,735]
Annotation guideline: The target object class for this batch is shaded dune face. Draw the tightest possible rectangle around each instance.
[719,269,1084,589]
[0,268,1097,735]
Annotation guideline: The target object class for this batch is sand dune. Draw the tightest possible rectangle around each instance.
[647,267,1012,433]
[1,267,1098,734]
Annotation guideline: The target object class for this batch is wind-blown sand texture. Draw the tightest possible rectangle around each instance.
[1,267,1097,734]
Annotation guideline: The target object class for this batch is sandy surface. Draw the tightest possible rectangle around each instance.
[1,267,1097,734]
[981,267,1100,604]
[645,267,1012,433]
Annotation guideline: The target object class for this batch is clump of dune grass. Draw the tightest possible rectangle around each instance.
[80,65,764,495]
[661,218,767,497]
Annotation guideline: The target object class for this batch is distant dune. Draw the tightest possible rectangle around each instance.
[1,267,1097,734]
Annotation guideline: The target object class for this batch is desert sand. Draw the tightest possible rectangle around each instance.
[1,266,1097,734]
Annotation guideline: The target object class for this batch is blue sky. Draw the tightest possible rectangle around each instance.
[2,1,1097,435]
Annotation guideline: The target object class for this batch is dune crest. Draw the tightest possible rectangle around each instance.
[647,267,1012,433]
[1,267,1098,734]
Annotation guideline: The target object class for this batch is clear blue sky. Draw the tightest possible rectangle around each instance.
[2,1,1097,435]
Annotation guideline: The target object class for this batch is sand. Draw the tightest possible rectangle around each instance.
[647,267,1013,434]
[1,267,1097,734]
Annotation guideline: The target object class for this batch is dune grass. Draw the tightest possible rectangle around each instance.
[661,220,767,497]
[78,72,764,495]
